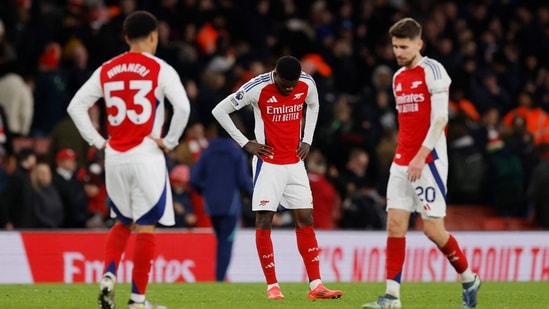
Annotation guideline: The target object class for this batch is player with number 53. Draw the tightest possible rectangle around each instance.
[67,10,190,309]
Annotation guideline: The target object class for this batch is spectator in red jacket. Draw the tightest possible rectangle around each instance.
[306,148,341,229]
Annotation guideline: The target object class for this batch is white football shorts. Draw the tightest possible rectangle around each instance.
[386,159,448,218]
[251,157,313,212]
[105,138,175,226]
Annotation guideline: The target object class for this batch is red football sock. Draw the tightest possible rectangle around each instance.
[296,226,321,281]
[386,237,406,282]
[103,223,131,275]
[439,234,468,273]
[131,233,155,295]
[256,228,277,284]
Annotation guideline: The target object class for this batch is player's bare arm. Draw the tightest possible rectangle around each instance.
[297,142,311,160]
[407,146,430,182]
[410,103,448,181]
[244,140,274,158]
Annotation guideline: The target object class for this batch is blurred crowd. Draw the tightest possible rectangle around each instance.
[1,0,549,230]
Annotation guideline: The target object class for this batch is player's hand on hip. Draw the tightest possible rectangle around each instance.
[297,142,310,160]
[149,135,170,153]
[244,140,274,158]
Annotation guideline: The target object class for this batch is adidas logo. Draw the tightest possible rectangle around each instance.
[267,96,278,103]
[395,83,402,92]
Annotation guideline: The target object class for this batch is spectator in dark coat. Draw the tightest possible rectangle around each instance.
[190,123,253,282]
[51,148,89,228]
[335,147,385,230]
[30,42,69,137]
[0,148,37,229]
[31,162,64,228]
[527,144,549,228]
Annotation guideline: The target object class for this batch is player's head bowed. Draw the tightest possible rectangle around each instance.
[275,56,302,81]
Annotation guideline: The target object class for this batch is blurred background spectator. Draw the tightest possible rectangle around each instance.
[527,143,549,228]
[168,163,197,228]
[306,148,341,229]
[31,161,64,228]
[51,148,89,228]
[77,147,110,228]
[30,41,68,137]
[189,122,253,281]
[0,148,37,229]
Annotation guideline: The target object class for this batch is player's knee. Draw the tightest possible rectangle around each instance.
[255,211,274,229]
[422,223,446,243]
[385,212,407,234]
[293,209,313,227]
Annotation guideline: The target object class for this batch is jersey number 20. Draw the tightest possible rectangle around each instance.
[415,186,436,203]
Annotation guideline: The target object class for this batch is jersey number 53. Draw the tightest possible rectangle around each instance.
[104,80,153,126]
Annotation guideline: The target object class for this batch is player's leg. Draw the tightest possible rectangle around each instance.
[291,208,343,299]
[385,208,410,296]
[127,223,166,309]
[98,221,132,309]
[98,164,133,309]
[251,159,284,299]
[423,219,481,308]
[363,164,412,308]
[362,209,409,308]
[255,211,284,299]
[286,161,342,299]
[422,159,480,308]
[127,159,172,308]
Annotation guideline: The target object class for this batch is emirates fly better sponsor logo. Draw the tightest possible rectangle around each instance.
[396,93,424,113]
[266,104,303,122]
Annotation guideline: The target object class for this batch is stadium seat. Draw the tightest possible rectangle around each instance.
[12,137,34,153]
[482,217,507,230]
[411,205,499,231]
[482,217,537,231]
[12,137,51,155]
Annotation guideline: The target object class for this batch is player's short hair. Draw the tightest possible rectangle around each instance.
[275,56,302,81]
[123,10,158,40]
[389,17,422,40]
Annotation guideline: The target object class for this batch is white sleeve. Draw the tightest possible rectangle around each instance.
[66,68,107,149]
[160,65,191,150]
[302,79,319,145]
[422,61,451,149]
[211,94,250,147]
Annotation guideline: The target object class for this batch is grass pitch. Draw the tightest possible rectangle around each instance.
[0,281,547,309]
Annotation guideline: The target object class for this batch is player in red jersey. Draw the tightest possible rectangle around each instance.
[362,18,481,309]
[67,11,190,309]
[212,56,343,300]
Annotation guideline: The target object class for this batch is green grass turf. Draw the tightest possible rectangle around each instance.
[0,281,547,309]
